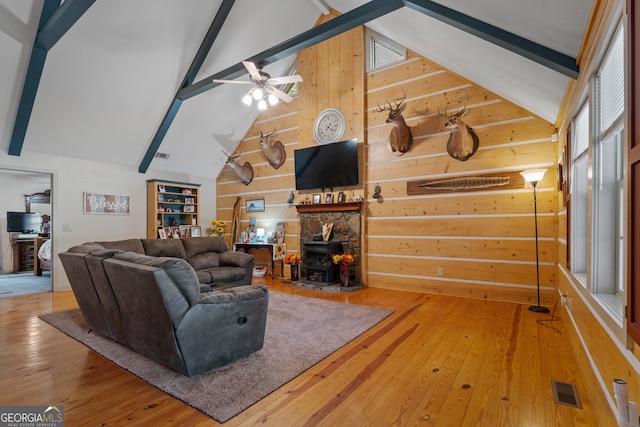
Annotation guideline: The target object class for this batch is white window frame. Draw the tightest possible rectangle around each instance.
[365,28,406,72]
[570,100,590,287]
[569,20,626,324]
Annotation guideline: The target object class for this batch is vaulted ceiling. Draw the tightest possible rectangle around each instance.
[0,0,594,180]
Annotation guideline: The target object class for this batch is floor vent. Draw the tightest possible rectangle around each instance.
[551,380,582,409]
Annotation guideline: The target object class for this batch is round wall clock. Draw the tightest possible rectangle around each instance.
[313,108,346,144]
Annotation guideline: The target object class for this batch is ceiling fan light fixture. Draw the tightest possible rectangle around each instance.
[242,93,253,106]
[257,99,267,110]
[268,93,279,106]
[252,87,263,100]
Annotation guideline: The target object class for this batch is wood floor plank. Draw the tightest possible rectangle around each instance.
[0,278,613,426]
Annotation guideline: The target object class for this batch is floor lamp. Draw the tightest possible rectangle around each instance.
[520,169,549,313]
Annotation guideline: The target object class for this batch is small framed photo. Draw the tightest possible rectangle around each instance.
[157,193,164,202]
[184,205,195,213]
[158,228,167,239]
[184,197,194,204]
[312,194,321,204]
[190,226,202,237]
[337,191,345,203]
[158,185,166,193]
[179,225,191,238]
[171,227,181,239]
[324,193,334,203]
[247,198,265,213]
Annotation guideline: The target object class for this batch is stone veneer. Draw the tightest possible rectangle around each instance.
[299,209,362,284]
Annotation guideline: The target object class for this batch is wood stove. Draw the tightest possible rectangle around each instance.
[302,241,343,285]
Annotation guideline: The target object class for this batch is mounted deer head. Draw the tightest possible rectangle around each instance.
[223,150,254,185]
[438,98,480,161]
[257,128,286,169]
[376,90,414,156]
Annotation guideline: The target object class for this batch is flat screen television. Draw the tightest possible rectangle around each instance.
[294,139,359,191]
[6,212,41,233]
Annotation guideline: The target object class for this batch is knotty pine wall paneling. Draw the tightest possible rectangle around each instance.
[216,11,366,277]
[364,50,558,305]
[217,19,559,305]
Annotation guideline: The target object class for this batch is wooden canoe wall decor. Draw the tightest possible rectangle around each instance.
[407,171,525,195]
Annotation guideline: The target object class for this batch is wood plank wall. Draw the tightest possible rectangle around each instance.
[217,17,559,305]
[216,12,366,277]
[550,1,640,424]
[365,51,557,305]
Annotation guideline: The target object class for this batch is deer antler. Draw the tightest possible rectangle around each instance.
[438,94,471,118]
[375,100,391,113]
[393,90,407,107]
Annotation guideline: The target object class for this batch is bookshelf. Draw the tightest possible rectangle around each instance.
[146,179,201,239]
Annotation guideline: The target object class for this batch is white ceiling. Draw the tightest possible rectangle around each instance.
[0,0,593,180]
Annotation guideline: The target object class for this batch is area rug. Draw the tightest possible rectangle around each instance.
[39,292,393,423]
[0,272,51,298]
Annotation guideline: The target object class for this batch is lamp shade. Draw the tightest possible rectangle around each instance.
[520,169,547,184]
[241,93,253,106]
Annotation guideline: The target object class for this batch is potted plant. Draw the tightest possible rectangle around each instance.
[284,254,301,281]
[332,254,354,286]
[208,220,226,237]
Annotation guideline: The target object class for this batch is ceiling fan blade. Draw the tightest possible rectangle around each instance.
[268,75,303,85]
[242,61,262,81]
[212,79,252,84]
[268,87,294,103]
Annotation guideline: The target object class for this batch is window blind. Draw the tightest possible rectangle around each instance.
[599,25,624,133]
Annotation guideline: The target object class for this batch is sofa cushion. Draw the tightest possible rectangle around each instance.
[188,252,220,271]
[141,238,187,259]
[206,266,247,283]
[112,252,199,307]
[219,250,254,268]
[182,237,230,271]
[194,269,213,284]
[197,284,268,303]
[95,239,145,254]
[70,243,107,253]
[181,237,228,257]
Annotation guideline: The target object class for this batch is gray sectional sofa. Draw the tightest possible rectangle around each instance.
[59,236,269,377]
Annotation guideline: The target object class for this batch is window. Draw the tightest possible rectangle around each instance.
[569,21,625,319]
[593,23,625,311]
[365,29,406,71]
[570,102,589,285]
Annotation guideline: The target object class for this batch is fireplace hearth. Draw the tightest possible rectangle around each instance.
[296,202,363,285]
[302,241,343,285]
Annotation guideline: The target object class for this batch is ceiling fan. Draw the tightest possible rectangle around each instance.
[213,61,303,109]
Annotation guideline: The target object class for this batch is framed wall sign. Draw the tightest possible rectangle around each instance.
[84,192,131,215]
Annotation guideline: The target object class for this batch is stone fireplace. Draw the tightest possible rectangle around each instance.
[296,202,362,285]
[302,241,343,285]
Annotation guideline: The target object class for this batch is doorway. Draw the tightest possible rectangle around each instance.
[0,168,53,297]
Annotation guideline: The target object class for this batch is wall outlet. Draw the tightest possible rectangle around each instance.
[437,267,444,277]
[63,224,72,232]
[561,294,568,307]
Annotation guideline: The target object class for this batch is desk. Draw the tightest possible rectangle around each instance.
[233,243,285,278]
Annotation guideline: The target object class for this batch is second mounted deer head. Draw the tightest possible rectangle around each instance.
[223,150,254,185]
[376,90,414,156]
[257,128,286,169]
[438,98,480,162]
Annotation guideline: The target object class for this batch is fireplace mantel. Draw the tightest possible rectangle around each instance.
[296,201,362,213]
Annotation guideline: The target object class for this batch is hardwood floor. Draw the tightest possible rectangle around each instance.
[0,277,612,426]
